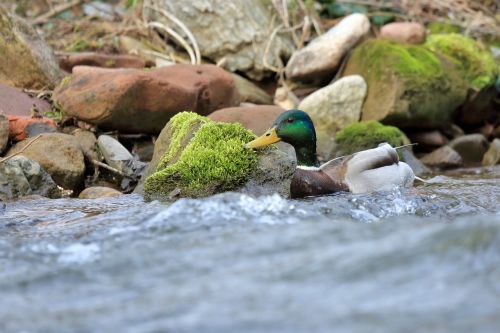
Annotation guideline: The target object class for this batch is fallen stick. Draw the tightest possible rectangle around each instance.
[33,0,89,25]
[145,4,201,65]
[91,159,128,178]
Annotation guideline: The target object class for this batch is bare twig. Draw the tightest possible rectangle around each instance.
[33,0,89,25]
[0,135,42,164]
[92,159,128,178]
[145,4,201,64]
[148,21,196,64]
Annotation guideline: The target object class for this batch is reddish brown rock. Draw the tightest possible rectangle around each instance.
[0,83,51,116]
[208,105,284,135]
[53,64,238,134]
[0,115,8,154]
[8,115,57,142]
[58,52,147,72]
[380,22,426,44]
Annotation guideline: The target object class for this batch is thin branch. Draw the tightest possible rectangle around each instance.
[0,135,42,164]
[145,4,201,65]
[33,0,89,25]
[148,21,196,64]
[92,159,128,178]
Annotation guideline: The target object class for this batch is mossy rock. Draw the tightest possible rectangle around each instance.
[426,22,461,35]
[425,34,499,90]
[343,39,468,129]
[0,6,62,89]
[143,112,259,199]
[335,121,405,155]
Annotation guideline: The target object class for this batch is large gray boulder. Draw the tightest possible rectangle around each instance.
[0,155,60,201]
[143,0,294,80]
[0,5,62,89]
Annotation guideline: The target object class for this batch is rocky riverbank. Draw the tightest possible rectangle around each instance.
[0,0,499,201]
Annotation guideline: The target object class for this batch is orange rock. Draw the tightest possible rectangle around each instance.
[208,105,284,135]
[58,52,147,72]
[8,115,57,142]
[53,64,238,134]
[380,22,426,44]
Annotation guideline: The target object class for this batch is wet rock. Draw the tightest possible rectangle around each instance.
[242,144,296,197]
[420,146,463,169]
[408,130,449,151]
[232,74,272,105]
[6,133,85,190]
[449,134,489,164]
[286,14,370,82]
[208,105,284,136]
[143,0,294,80]
[0,155,60,201]
[59,52,147,72]
[71,129,101,162]
[343,39,467,129]
[0,115,8,154]
[0,82,52,116]
[8,115,58,142]
[132,140,155,162]
[380,22,426,44]
[53,64,238,134]
[78,186,122,199]
[298,75,367,159]
[482,138,500,166]
[0,6,62,89]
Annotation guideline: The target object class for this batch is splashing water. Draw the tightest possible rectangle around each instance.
[0,167,499,333]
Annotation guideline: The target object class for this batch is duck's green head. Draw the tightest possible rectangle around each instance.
[245,109,318,166]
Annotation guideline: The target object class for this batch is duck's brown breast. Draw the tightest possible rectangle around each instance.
[290,168,349,199]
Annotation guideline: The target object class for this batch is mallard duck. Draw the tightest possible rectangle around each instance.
[245,109,415,199]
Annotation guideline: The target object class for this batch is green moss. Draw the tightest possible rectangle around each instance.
[425,34,499,90]
[353,39,444,82]
[426,22,461,35]
[335,121,405,155]
[144,112,258,198]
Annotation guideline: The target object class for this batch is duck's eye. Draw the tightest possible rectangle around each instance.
[287,117,294,123]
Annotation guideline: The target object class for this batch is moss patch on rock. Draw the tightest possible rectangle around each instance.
[144,112,258,199]
[343,39,467,129]
[426,22,461,35]
[425,34,499,90]
[335,121,405,155]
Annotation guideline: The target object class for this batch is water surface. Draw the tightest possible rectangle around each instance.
[1,167,499,333]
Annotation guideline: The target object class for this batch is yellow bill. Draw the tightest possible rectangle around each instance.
[245,127,281,149]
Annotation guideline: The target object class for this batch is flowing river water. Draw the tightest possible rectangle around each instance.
[1,166,499,333]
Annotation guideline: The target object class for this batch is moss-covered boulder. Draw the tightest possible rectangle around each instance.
[143,112,259,199]
[426,22,461,35]
[425,34,498,90]
[0,6,62,89]
[335,121,406,155]
[343,39,467,129]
